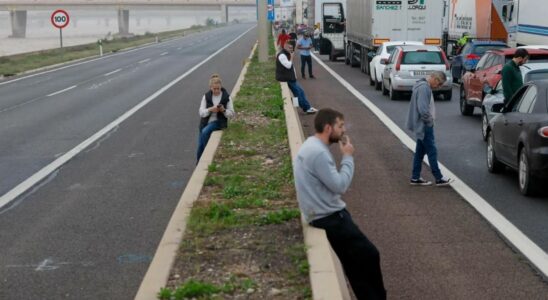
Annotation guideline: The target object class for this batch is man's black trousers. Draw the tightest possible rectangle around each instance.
[311,209,386,300]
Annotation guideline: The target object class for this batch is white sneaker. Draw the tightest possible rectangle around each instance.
[435,177,454,186]
[306,107,318,114]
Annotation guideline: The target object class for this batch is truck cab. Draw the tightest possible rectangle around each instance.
[316,0,346,61]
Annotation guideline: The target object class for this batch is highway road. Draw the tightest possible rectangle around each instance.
[0,23,256,299]
[309,54,548,254]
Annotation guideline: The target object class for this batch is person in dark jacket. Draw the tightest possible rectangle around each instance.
[502,48,528,103]
[276,43,317,114]
[197,74,235,162]
[406,71,453,186]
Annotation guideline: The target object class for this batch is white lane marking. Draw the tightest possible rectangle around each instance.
[0,25,256,211]
[177,47,182,50]
[311,53,548,277]
[138,58,151,64]
[46,85,77,97]
[104,68,122,77]
[160,52,168,56]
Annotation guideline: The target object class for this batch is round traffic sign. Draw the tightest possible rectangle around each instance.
[51,9,70,29]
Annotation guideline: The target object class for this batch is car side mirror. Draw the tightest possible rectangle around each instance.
[496,68,502,74]
[492,103,505,113]
[470,68,476,73]
[380,58,389,65]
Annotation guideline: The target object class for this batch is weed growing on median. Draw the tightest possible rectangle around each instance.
[163,36,310,299]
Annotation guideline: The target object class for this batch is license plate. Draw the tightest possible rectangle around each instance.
[413,71,433,76]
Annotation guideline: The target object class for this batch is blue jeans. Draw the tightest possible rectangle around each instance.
[412,126,443,180]
[197,120,221,162]
[286,80,311,112]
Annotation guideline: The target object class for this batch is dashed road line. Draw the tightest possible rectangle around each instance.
[160,52,168,56]
[104,68,122,76]
[138,58,151,64]
[46,85,77,97]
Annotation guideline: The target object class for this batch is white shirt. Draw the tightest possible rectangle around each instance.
[199,93,235,123]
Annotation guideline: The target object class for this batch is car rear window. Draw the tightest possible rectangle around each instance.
[402,51,443,64]
[525,70,548,82]
[505,54,548,63]
[473,45,508,55]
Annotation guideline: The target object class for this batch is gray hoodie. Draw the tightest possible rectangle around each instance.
[406,78,434,140]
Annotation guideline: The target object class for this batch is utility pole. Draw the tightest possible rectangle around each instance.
[258,0,269,62]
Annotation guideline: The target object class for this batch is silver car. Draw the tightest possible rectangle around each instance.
[381,45,453,100]
[481,63,548,140]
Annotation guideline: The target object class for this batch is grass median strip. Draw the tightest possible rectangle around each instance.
[158,40,310,300]
[0,24,220,77]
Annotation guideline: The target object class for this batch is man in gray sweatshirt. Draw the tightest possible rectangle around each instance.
[294,108,386,300]
[406,71,453,186]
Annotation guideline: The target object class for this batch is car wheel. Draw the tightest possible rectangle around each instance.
[444,90,452,101]
[375,76,382,90]
[481,110,489,141]
[345,45,350,65]
[382,79,389,95]
[518,149,538,196]
[389,82,399,100]
[452,65,459,83]
[329,46,336,61]
[369,68,375,86]
[487,132,504,173]
[460,85,474,116]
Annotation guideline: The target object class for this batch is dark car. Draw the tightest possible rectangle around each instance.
[460,48,548,116]
[486,79,548,195]
[451,40,508,83]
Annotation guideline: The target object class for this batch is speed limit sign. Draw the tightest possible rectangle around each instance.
[51,9,70,29]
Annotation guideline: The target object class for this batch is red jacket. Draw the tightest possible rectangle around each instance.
[277,33,290,48]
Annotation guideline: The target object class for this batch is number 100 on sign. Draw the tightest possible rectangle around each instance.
[51,10,70,29]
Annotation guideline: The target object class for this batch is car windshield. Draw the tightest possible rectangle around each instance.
[473,45,508,55]
[525,70,548,82]
[402,51,443,64]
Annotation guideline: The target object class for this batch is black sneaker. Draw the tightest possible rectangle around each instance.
[410,178,432,186]
[435,177,454,186]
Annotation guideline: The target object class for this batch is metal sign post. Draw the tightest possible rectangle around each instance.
[51,9,70,49]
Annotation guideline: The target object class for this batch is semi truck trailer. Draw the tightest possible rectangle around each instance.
[345,0,445,76]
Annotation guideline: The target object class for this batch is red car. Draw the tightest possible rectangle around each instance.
[460,48,548,115]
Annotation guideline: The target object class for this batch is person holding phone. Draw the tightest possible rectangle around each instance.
[294,108,386,299]
[197,74,235,162]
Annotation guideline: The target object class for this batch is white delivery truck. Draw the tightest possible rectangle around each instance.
[447,0,517,49]
[316,0,347,61]
[515,0,548,47]
[345,0,445,76]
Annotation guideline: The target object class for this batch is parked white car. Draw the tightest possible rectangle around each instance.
[369,41,423,90]
[381,45,453,100]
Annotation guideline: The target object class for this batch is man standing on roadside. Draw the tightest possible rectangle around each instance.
[294,108,386,299]
[297,32,315,79]
[406,71,453,186]
[502,48,529,104]
[276,42,318,114]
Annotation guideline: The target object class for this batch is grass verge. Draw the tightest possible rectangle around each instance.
[0,24,221,77]
[159,37,310,299]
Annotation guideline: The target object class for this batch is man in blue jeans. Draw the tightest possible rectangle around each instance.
[297,32,315,79]
[406,71,453,186]
[276,42,318,114]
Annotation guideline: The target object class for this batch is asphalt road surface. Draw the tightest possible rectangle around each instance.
[0,23,257,299]
[295,54,547,298]
[308,54,548,254]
